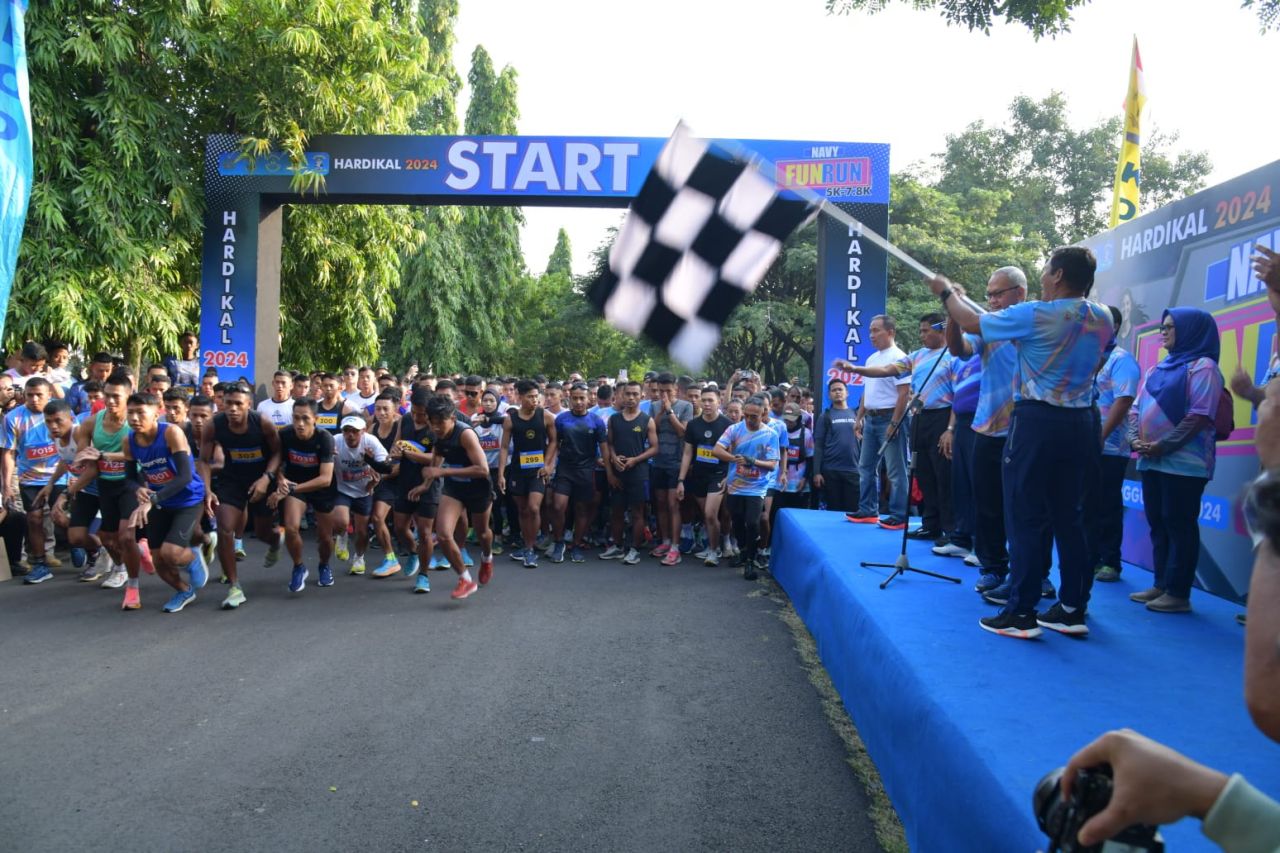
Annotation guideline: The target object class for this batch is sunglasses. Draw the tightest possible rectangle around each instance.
[985,286,1018,299]
[464,390,480,397]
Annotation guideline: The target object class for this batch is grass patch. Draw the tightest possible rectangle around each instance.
[757,577,909,853]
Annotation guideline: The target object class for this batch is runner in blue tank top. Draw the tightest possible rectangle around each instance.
[124,392,209,613]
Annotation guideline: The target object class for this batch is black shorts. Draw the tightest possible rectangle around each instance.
[442,479,493,515]
[594,468,610,497]
[612,470,648,507]
[289,491,336,515]
[686,474,725,498]
[69,490,102,529]
[394,479,440,518]
[147,503,203,548]
[507,470,546,497]
[552,468,595,502]
[96,479,139,533]
[335,492,373,517]
[215,480,275,518]
[372,481,398,506]
[21,484,62,513]
[651,467,680,491]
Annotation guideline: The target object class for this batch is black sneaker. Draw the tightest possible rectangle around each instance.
[743,564,759,581]
[1037,603,1089,636]
[979,610,1042,639]
[906,527,939,540]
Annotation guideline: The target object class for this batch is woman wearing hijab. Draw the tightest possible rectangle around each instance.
[1128,307,1225,613]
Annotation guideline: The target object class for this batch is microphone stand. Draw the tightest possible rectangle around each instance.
[859,348,961,589]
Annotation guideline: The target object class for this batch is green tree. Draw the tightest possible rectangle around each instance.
[826,0,1280,37]
[545,228,573,277]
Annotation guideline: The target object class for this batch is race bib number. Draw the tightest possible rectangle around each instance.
[26,444,56,461]
[480,436,500,451]
[340,468,369,482]
[229,448,263,463]
[696,445,717,464]
[316,414,338,429]
[519,450,544,470]
[787,445,801,460]
[99,458,126,475]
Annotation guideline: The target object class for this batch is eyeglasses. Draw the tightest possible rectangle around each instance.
[985,286,1018,299]
[1159,323,1176,332]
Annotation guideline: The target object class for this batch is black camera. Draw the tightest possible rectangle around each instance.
[1034,765,1165,852]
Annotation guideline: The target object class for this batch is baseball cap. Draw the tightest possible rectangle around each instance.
[340,415,366,431]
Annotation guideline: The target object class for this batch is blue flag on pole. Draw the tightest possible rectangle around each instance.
[0,0,31,343]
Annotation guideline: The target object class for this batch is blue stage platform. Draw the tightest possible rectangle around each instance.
[771,509,1275,853]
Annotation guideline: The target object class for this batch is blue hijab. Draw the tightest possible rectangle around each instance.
[1146,307,1220,424]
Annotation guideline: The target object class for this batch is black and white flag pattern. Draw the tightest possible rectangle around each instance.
[588,124,818,370]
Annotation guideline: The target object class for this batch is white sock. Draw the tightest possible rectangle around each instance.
[461,569,473,582]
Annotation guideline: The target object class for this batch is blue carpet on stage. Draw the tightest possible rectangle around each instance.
[771,509,1275,853]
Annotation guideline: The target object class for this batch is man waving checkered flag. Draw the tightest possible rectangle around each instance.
[587,124,818,370]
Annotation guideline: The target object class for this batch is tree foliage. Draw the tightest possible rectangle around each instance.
[545,228,573,277]
[826,0,1280,37]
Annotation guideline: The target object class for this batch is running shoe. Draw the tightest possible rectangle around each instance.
[1041,578,1057,600]
[982,580,1012,606]
[649,543,671,558]
[188,549,209,590]
[932,543,971,558]
[621,548,640,566]
[661,549,682,567]
[845,514,879,524]
[550,543,566,564]
[429,553,448,570]
[478,556,494,586]
[288,565,308,593]
[877,518,906,531]
[692,548,712,561]
[318,564,335,587]
[490,541,504,556]
[371,557,400,578]
[163,588,197,613]
[78,564,104,583]
[599,545,625,560]
[450,576,478,600]
[335,535,350,562]
[121,586,141,610]
[23,564,52,584]
[403,555,420,578]
[570,547,586,564]
[139,538,156,574]
[1036,602,1089,636]
[71,547,87,569]
[1094,565,1120,582]
[510,547,527,562]
[974,572,1004,593]
[703,549,720,567]
[264,531,284,568]
[349,555,366,575]
[201,532,218,568]
[534,533,550,552]
[44,553,62,568]
[234,539,247,561]
[979,609,1042,639]
[963,553,982,568]
[678,534,695,554]
[743,561,759,581]
[461,549,475,569]
[759,547,771,560]
[101,567,127,589]
[524,550,539,569]
[221,585,246,610]
[414,573,431,594]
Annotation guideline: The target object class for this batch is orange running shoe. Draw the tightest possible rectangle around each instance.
[478,558,493,586]
[450,577,479,600]
[121,586,141,610]
[139,538,156,574]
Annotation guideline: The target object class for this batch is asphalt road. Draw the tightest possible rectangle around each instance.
[0,536,880,853]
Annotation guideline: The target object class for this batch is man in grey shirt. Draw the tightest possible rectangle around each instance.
[650,371,694,565]
[813,377,860,513]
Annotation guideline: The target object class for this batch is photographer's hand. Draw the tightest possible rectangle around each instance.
[1063,729,1228,846]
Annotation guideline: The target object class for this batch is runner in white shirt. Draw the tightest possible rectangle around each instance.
[256,370,296,428]
[332,416,393,575]
[345,366,379,412]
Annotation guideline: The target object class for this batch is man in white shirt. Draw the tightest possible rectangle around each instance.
[256,370,296,427]
[849,315,911,530]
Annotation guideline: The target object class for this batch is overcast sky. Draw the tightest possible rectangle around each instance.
[453,0,1276,277]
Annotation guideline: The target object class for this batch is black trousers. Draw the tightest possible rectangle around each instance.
[820,469,859,514]
[728,494,764,561]
[949,413,976,550]
[1140,469,1208,599]
[1086,454,1130,570]
[912,408,953,533]
[971,432,1009,574]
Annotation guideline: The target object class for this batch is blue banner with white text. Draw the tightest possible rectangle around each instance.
[0,0,31,343]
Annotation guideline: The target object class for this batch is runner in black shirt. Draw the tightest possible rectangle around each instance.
[498,379,558,569]
[270,398,337,593]
[602,380,657,564]
[547,383,606,563]
[677,386,733,566]
[388,386,439,582]
[423,394,493,600]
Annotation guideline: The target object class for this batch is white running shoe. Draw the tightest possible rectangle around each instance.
[963,553,982,567]
[932,543,971,558]
[100,567,128,589]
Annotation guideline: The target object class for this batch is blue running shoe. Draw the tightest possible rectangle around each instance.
[163,588,197,613]
[1041,577,1057,599]
[429,553,448,570]
[461,549,475,568]
[318,564,334,587]
[23,564,52,584]
[524,550,539,569]
[510,547,526,562]
[982,580,1012,606]
[974,572,1004,593]
[71,548,87,569]
[570,547,586,563]
[414,573,431,594]
[678,534,695,554]
[550,542,566,564]
[289,564,308,593]
[188,549,209,590]
[404,555,420,578]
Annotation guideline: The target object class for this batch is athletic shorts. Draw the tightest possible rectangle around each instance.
[289,491,336,515]
[216,479,275,518]
[766,488,780,501]
[611,470,648,507]
[507,470,546,497]
[651,467,680,491]
[686,474,725,498]
[21,484,62,513]
[335,492,373,517]
[372,481,398,506]
[147,503,203,548]
[69,490,102,529]
[394,479,441,518]
[594,468,610,497]
[552,468,595,502]
[442,479,493,515]
[96,480,139,533]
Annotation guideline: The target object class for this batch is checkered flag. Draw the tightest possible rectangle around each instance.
[587,123,818,369]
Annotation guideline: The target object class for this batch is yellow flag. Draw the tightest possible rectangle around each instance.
[1109,37,1146,228]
